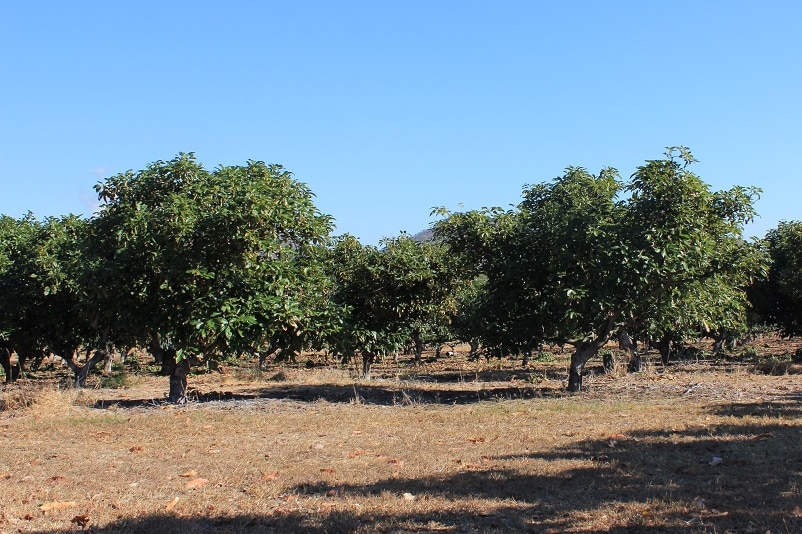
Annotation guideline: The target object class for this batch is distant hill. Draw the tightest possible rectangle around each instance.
[410,228,434,242]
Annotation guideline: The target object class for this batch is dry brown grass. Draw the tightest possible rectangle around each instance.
[0,380,96,415]
[1,340,802,533]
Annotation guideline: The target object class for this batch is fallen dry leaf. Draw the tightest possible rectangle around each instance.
[347,449,366,458]
[180,470,197,478]
[166,497,180,511]
[260,471,279,481]
[320,468,336,475]
[39,501,78,512]
[467,437,485,443]
[388,458,404,466]
[129,446,145,453]
[185,478,209,489]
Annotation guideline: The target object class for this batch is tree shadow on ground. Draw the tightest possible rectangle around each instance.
[48,399,802,533]
[92,378,568,410]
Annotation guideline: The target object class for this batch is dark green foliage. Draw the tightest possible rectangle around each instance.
[84,154,338,401]
[435,148,766,390]
[750,221,802,337]
[0,214,96,382]
[326,234,462,376]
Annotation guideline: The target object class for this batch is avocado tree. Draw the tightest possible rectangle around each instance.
[436,148,766,391]
[326,234,462,377]
[433,206,544,362]
[436,168,623,368]
[0,214,40,381]
[89,153,337,403]
[0,214,102,384]
[750,221,802,337]
[616,150,766,367]
[449,275,488,359]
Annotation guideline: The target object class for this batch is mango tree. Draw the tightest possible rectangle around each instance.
[89,153,337,403]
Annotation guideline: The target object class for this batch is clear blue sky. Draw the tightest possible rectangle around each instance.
[1,1,799,244]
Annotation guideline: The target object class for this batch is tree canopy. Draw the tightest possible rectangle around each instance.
[0,148,778,396]
[88,153,338,402]
[326,234,463,377]
[435,147,767,390]
[750,221,802,337]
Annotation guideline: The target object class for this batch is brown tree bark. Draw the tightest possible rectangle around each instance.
[362,351,375,379]
[567,315,617,392]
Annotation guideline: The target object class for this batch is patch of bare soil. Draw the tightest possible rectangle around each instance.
[1,336,801,533]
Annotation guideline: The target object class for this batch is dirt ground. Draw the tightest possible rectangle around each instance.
[1,336,802,533]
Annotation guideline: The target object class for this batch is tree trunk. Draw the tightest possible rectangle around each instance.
[468,340,480,361]
[72,351,106,387]
[711,331,734,355]
[603,352,616,373]
[362,351,375,379]
[56,346,103,387]
[157,347,191,404]
[412,331,424,365]
[1,342,13,383]
[653,335,672,366]
[568,345,595,392]
[169,359,190,404]
[104,352,114,374]
[274,348,298,364]
[258,346,279,369]
[567,315,617,392]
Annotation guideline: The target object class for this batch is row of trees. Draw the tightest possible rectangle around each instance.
[1,149,800,399]
[0,154,464,402]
